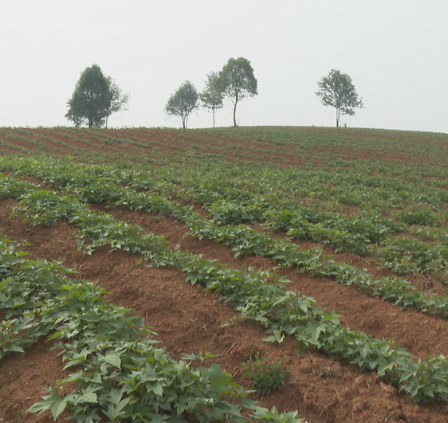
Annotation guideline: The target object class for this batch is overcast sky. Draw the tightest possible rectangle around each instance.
[1,1,447,133]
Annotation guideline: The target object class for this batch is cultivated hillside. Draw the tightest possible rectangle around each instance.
[1,126,448,423]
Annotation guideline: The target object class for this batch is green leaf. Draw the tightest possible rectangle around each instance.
[200,363,229,393]
[108,388,124,406]
[103,397,131,420]
[436,385,448,394]
[27,400,51,415]
[375,357,395,375]
[148,383,164,397]
[51,397,68,420]
[104,353,121,368]
[6,342,25,353]
[77,391,98,404]
[80,310,100,322]
[309,323,326,343]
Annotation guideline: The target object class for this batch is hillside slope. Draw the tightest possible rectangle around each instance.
[1,126,448,423]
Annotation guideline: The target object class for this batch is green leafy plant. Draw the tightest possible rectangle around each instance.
[0,235,304,422]
[242,354,290,395]
[397,209,440,226]
[7,150,448,409]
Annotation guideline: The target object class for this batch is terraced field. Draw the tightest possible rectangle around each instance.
[1,126,448,422]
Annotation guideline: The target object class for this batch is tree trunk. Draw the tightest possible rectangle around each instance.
[212,108,215,128]
[336,108,340,128]
[233,101,238,127]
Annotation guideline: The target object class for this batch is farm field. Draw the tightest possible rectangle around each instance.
[2,126,448,422]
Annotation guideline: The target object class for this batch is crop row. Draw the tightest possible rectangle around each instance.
[199,127,448,184]
[3,155,448,282]
[0,235,304,423]
[208,200,448,278]
[4,150,448,218]
[4,127,448,182]
[3,178,448,406]
[2,161,448,320]
[178,175,448,279]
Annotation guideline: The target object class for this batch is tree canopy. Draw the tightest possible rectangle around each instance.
[65,64,129,128]
[200,72,223,128]
[165,80,199,129]
[316,69,363,128]
[216,57,258,127]
[104,77,129,128]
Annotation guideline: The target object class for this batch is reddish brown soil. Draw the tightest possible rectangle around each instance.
[3,126,445,169]
[2,128,448,422]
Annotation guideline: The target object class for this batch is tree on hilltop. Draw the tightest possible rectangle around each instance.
[316,69,363,128]
[200,72,224,128]
[216,57,258,127]
[165,80,199,129]
[65,64,129,128]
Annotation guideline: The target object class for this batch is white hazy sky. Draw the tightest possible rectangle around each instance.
[1,1,447,133]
